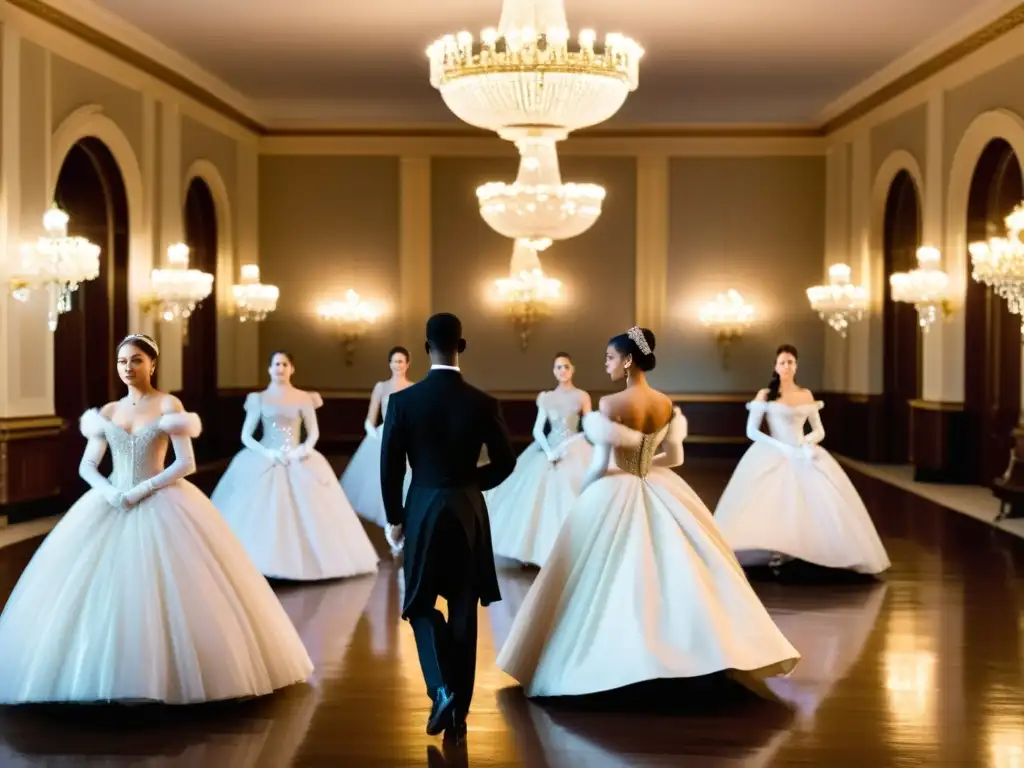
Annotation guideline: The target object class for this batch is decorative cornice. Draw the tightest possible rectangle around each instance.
[11,0,1024,141]
[823,2,1024,133]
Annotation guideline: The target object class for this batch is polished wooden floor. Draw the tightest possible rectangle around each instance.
[0,458,1022,766]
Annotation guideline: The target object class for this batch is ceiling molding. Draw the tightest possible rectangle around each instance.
[821,0,1024,133]
[11,0,1024,142]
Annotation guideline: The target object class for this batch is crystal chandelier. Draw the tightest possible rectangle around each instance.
[232,264,279,323]
[478,136,605,248]
[493,239,563,350]
[699,289,754,369]
[317,289,385,365]
[889,245,951,332]
[427,0,643,139]
[806,263,869,337]
[969,203,1024,328]
[144,243,214,322]
[9,205,101,331]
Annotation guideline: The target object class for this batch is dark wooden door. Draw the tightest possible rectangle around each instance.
[964,140,1023,485]
[882,170,922,464]
[182,178,219,461]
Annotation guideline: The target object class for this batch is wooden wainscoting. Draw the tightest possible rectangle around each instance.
[0,416,65,525]
[909,399,971,484]
[818,392,887,463]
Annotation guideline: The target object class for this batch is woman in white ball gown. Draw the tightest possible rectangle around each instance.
[340,346,414,526]
[713,344,890,576]
[212,350,378,581]
[497,327,800,698]
[486,353,593,567]
[0,334,313,704]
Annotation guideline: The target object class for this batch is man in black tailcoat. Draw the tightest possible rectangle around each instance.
[380,312,516,741]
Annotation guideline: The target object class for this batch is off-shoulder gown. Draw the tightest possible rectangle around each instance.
[212,391,379,580]
[714,400,890,574]
[0,409,313,704]
[497,408,800,698]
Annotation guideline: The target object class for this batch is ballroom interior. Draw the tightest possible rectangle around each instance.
[1,0,1024,765]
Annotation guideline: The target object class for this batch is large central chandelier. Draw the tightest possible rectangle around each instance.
[478,136,605,248]
[9,205,101,331]
[232,264,279,323]
[427,0,643,138]
[493,239,562,350]
[807,263,869,337]
[143,242,214,322]
[969,203,1024,329]
[889,245,951,332]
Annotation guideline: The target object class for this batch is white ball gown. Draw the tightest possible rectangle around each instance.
[496,407,800,698]
[485,389,593,567]
[713,399,890,574]
[339,387,410,527]
[211,391,379,581]
[0,406,313,704]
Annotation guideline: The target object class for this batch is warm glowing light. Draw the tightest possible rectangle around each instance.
[231,264,279,323]
[970,201,1024,334]
[144,243,214,322]
[489,239,564,350]
[699,289,755,333]
[317,289,386,365]
[807,263,869,337]
[889,245,951,332]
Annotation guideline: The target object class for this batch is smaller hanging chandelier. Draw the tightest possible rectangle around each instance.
[232,264,279,323]
[141,243,214,322]
[889,245,952,332]
[493,239,563,350]
[699,289,755,369]
[806,263,869,337]
[969,202,1024,329]
[9,204,101,331]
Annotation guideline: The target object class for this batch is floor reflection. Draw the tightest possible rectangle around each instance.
[0,459,1021,765]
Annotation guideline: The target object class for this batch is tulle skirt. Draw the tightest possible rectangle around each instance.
[496,468,800,698]
[0,480,313,704]
[714,443,890,574]
[339,430,410,527]
[212,448,379,581]
[486,435,593,567]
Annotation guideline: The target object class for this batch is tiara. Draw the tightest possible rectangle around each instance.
[627,326,651,356]
[121,333,160,356]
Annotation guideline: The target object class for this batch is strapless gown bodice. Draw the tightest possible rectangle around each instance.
[102,422,176,491]
[762,402,817,448]
[257,403,304,451]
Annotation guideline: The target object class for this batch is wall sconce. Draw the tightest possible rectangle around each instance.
[969,201,1024,332]
[232,264,279,323]
[699,289,754,369]
[807,263,869,337]
[889,245,954,332]
[317,289,385,366]
[139,242,215,324]
[9,204,101,331]
[490,239,563,351]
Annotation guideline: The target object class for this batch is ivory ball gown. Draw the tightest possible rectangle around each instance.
[714,400,890,574]
[497,407,800,698]
[0,407,313,704]
[212,391,379,581]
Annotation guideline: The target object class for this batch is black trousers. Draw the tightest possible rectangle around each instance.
[407,512,479,718]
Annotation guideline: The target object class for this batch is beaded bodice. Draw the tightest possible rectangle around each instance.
[258,403,304,450]
[539,390,585,448]
[103,421,173,491]
[612,432,662,479]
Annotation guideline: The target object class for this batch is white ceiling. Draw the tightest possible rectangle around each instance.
[83,0,1005,125]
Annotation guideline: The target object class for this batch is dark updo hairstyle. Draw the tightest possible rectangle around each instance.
[268,349,294,366]
[117,333,159,361]
[766,344,799,402]
[608,327,657,372]
[553,352,573,364]
[388,346,410,363]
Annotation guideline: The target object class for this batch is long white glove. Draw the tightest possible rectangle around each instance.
[364,419,377,437]
[384,523,404,556]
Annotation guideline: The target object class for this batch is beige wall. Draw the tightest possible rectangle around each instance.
[0,15,259,419]
[257,155,401,390]
[824,22,1024,408]
[661,156,826,394]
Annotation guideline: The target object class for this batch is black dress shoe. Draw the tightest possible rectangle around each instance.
[427,686,457,736]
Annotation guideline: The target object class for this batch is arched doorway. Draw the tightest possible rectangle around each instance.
[52,138,130,499]
[964,139,1023,485]
[182,177,219,461]
[882,169,922,464]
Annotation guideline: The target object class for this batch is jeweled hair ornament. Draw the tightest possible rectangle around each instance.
[626,326,651,356]
[120,333,160,357]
